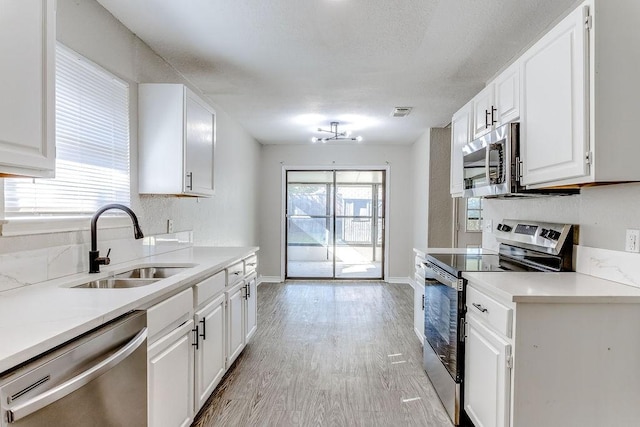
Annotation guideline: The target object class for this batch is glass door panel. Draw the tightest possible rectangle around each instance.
[286,172,334,278]
[334,171,383,279]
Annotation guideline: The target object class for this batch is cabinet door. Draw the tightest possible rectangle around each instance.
[520,4,590,186]
[472,85,495,139]
[226,281,246,366]
[413,279,425,344]
[194,294,226,412]
[185,90,215,196]
[245,276,257,342]
[495,64,520,126]
[450,102,472,196]
[148,319,195,427]
[465,314,511,427]
[0,0,55,177]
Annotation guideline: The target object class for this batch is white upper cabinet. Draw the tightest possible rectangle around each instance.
[450,101,472,197]
[520,0,640,188]
[472,64,521,140]
[520,3,590,187]
[0,0,55,177]
[139,84,215,197]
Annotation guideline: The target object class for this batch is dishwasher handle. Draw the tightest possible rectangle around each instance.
[7,327,147,423]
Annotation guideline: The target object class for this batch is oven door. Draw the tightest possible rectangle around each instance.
[423,268,462,381]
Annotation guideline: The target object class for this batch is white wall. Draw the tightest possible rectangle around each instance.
[0,0,260,256]
[259,144,414,280]
[483,183,640,252]
[412,131,430,250]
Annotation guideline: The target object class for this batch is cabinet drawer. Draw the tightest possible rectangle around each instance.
[147,288,193,342]
[226,261,244,286]
[466,286,513,338]
[244,254,257,275]
[194,270,225,307]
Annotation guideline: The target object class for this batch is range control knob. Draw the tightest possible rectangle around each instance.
[497,223,512,232]
[548,230,561,241]
[540,228,550,238]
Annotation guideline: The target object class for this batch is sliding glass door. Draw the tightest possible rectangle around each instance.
[286,170,385,279]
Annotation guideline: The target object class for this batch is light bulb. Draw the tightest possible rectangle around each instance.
[311,137,318,143]
[356,136,363,142]
[322,138,327,143]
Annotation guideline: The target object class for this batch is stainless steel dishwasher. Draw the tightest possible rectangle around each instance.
[0,311,147,426]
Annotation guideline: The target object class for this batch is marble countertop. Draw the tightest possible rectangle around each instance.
[0,246,257,375]
[463,271,640,304]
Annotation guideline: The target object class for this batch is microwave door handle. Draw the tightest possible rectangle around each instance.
[485,145,491,186]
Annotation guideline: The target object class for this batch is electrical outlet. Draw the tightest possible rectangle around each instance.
[625,229,640,253]
[167,219,174,234]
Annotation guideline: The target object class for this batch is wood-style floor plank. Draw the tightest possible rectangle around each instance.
[192,281,452,427]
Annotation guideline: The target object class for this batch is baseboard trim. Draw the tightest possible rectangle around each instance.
[257,276,283,286]
[386,276,412,286]
[414,328,425,346]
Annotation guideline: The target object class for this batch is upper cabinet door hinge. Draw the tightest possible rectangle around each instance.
[507,355,513,370]
[585,13,593,31]
[586,151,593,165]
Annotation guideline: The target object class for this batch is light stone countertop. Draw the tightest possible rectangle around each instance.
[0,246,257,375]
[413,247,496,257]
[463,271,640,304]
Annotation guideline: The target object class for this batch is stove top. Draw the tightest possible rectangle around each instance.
[426,253,504,276]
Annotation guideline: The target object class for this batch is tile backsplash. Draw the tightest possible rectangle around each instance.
[0,231,193,293]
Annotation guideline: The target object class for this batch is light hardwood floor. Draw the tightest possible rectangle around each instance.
[192,281,452,427]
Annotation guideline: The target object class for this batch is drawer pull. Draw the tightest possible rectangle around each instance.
[233,271,242,276]
[472,303,488,313]
[246,262,257,267]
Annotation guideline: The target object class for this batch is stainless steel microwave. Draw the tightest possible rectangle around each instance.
[462,122,522,197]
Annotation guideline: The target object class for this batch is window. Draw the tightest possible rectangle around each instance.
[4,44,130,216]
[466,197,483,232]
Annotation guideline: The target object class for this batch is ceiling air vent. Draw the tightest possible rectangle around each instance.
[391,107,412,117]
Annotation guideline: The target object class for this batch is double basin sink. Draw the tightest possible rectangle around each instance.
[74,266,191,289]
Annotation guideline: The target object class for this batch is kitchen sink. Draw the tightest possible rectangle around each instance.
[74,278,160,289]
[114,266,191,279]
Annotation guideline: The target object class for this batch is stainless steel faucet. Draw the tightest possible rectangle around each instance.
[89,204,144,273]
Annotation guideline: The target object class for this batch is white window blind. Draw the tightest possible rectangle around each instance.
[4,44,130,215]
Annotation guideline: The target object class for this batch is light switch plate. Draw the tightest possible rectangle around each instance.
[483,219,493,233]
[167,219,174,234]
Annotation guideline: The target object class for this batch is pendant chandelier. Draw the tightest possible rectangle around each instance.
[311,121,363,143]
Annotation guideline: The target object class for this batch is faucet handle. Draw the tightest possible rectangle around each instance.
[106,248,111,258]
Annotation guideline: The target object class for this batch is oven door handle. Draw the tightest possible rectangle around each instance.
[425,262,459,290]
[6,328,147,423]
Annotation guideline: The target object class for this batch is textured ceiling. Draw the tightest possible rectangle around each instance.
[97,0,577,145]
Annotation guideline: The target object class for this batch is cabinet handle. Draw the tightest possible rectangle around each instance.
[192,325,199,350]
[233,271,242,276]
[491,106,497,125]
[485,109,491,129]
[199,318,206,340]
[472,303,488,313]
[246,262,257,267]
[186,172,193,190]
[421,294,425,311]
[247,282,251,298]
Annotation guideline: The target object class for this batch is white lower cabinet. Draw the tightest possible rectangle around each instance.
[226,281,246,366]
[194,294,226,410]
[147,287,195,427]
[245,274,257,342]
[413,252,426,344]
[464,313,511,427]
[146,252,259,425]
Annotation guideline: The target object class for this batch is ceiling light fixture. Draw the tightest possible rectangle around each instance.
[311,121,363,143]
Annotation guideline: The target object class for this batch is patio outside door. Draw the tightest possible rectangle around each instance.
[286,170,385,279]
